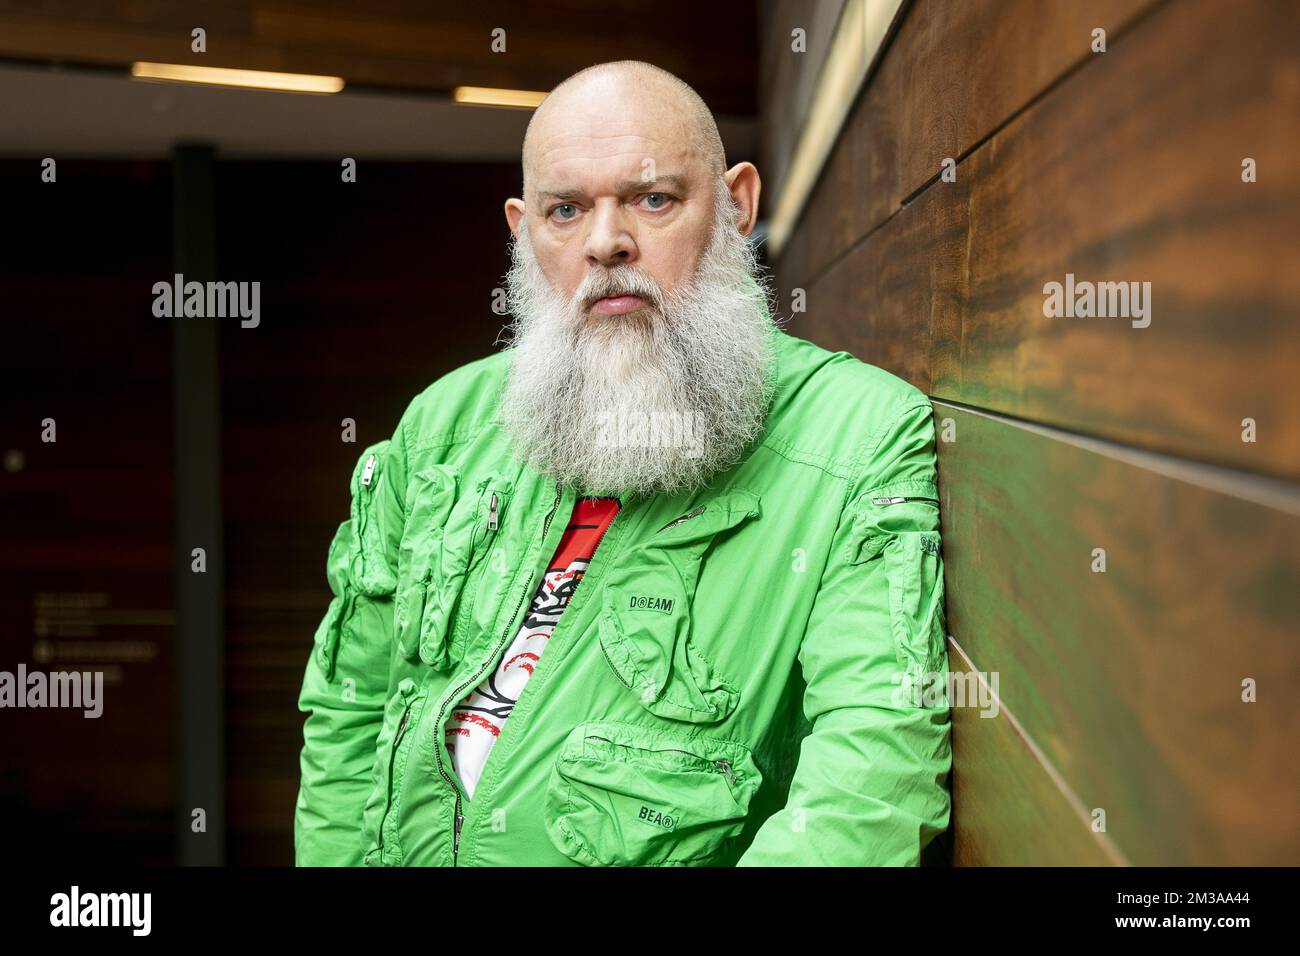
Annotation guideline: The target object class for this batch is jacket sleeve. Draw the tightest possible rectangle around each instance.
[736,400,953,866]
[293,424,408,866]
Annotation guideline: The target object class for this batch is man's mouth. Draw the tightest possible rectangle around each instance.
[590,294,648,315]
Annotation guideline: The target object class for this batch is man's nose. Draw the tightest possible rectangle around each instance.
[584,202,638,268]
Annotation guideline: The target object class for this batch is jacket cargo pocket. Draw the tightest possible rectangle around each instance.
[544,719,762,866]
[849,479,948,697]
[394,466,459,666]
[597,490,760,724]
[314,442,398,681]
[395,468,511,669]
[362,676,427,866]
[447,474,513,658]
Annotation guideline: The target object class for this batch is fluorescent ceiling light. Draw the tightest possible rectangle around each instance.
[453,86,546,109]
[131,62,345,94]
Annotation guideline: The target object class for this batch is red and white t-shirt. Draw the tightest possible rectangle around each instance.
[445,496,620,800]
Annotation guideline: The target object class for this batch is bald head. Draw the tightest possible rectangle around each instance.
[502,58,762,330]
[521,60,726,197]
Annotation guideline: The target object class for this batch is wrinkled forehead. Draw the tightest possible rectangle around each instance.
[525,87,709,202]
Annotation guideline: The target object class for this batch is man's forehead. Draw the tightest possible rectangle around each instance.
[525,89,708,193]
[534,163,697,202]
[530,127,696,180]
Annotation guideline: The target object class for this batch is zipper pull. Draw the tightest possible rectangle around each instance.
[360,454,378,487]
[871,495,938,506]
[454,812,464,853]
[395,708,411,746]
[487,492,499,532]
[715,759,737,785]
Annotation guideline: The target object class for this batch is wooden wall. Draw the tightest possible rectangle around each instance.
[760,0,1300,865]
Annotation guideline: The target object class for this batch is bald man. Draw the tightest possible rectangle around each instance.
[294,60,953,867]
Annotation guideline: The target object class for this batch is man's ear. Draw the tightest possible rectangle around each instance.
[723,162,761,237]
[505,197,526,237]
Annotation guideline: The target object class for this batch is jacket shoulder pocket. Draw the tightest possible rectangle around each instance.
[544,719,762,866]
[347,442,399,596]
[598,490,760,724]
[314,441,399,680]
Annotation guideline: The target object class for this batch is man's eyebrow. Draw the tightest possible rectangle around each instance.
[535,174,691,204]
[614,173,690,194]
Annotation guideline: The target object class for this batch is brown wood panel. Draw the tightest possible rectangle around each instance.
[935,402,1300,865]
[791,0,1300,480]
[776,0,1153,290]
[933,0,1300,479]
[946,639,1116,866]
[782,159,968,392]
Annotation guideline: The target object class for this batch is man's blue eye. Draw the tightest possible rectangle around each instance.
[553,204,577,220]
[643,193,668,209]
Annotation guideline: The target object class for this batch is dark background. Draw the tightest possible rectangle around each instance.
[1,159,525,863]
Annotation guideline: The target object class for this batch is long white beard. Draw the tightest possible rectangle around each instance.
[499,183,776,499]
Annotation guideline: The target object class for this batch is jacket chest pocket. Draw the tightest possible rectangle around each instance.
[394,468,512,670]
[598,490,760,724]
[544,720,762,866]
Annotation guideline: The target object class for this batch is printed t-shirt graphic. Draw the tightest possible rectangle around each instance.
[446,496,620,799]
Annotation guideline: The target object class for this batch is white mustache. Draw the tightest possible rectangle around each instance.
[577,268,664,314]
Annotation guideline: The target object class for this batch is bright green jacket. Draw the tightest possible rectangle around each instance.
[294,320,953,867]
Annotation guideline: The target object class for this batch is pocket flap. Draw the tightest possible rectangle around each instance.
[598,491,759,723]
[846,478,940,564]
[545,719,762,866]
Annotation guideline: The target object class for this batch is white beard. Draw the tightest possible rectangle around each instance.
[499,183,776,498]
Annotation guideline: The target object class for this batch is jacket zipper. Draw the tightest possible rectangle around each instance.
[375,691,419,862]
[657,505,705,533]
[584,734,738,785]
[599,639,635,690]
[435,478,565,866]
[871,495,939,506]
